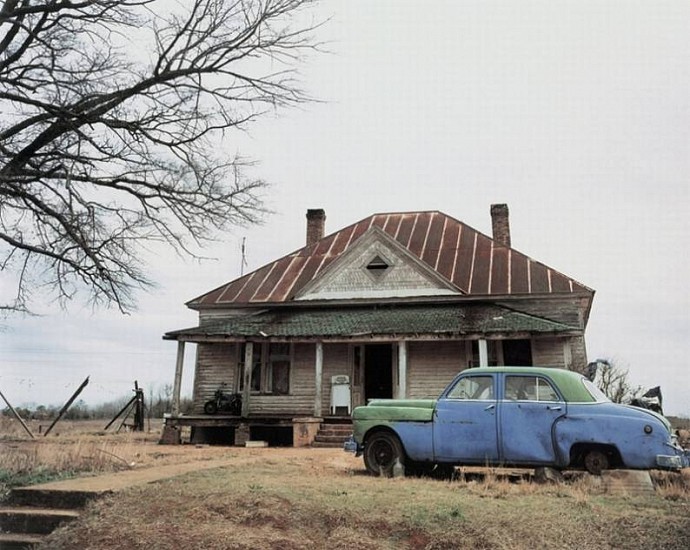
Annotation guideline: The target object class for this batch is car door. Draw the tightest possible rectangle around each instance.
[433,374,499,463]
[499,374,566,465]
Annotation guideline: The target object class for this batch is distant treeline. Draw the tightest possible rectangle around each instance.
[1,384,194,421]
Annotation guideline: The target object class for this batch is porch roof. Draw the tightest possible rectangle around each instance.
[164,304,580,341]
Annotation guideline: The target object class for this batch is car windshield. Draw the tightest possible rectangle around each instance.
[582,378,611,403]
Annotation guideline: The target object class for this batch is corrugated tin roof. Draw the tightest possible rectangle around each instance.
[191,211,593,307]
[165,304,580,341]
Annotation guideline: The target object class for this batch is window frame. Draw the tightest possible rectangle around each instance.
[237,342,292,395]
[503,375,562,402]
[446,375,495,401]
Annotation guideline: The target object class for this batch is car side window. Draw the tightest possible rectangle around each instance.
[504,376,560,402]
[447,376,494,400]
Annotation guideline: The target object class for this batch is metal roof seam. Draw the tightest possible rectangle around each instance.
[468,232,478,294]
[406,212,419,249]
[272,255,301,302]
[420,211,433,261]
[488,239,495,294]
[449,221,462,287]
[433,215,448,272]
[249,261,279,303]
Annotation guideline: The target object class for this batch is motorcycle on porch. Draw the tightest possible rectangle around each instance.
[203,385,242,415]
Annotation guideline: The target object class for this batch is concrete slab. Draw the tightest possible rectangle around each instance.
[15,458,236,496]
[602,470,655,496]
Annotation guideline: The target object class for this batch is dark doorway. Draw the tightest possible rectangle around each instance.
[502,339,533,366]
[364,344,393,401]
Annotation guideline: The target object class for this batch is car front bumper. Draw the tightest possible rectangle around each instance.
[656,447,689,470]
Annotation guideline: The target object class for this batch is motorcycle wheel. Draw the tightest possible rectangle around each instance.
[204,401,218,415]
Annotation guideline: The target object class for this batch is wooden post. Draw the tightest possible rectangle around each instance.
[314,341,323,417]
[241,342,253,417]
[44,376,89,436]
[397,341,407,399]
[172,341,185,416]
[133,380,144,431]
[0,387,34,439]
[104,393,137,430]
[478,339,489,367]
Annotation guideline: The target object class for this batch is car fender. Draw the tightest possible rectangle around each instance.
[361,421,434,462]
[553,406,671,469]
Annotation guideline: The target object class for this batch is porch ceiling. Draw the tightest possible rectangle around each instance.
[164,304,580,341]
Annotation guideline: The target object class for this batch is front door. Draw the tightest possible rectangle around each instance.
[432,373,499,463]
[364,344,393,401]
[500,374,565,464]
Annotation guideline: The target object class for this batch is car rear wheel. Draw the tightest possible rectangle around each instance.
[584,449,609,475]
[363,432,405,477]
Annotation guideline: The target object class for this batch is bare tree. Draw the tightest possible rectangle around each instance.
[590,358,643,403]
[0,0,320,314]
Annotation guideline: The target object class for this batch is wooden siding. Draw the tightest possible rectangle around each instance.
[569,336,588,372]
[191,336,588,416]
[532,337,567,368]
[247,343,316,416]
[192,343,237,413]
[531,335,587,371]
[407,341,467,399]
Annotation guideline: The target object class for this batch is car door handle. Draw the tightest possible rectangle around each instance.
[547,405,562,411]
[484,404,495,411]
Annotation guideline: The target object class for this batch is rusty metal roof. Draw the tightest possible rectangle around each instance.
[190,211,593,308]
[165,304,581,341]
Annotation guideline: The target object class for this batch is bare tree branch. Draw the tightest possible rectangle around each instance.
[0,0,321,314]
[592,358,643,403]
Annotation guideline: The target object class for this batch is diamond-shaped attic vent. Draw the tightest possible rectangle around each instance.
[366,255,390,279]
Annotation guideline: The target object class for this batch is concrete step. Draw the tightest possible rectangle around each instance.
[0,532,46,549]
[317,428,352,437]
[0,507,80,535]
[312,421,352,448]
[602,470,655,496]
[314,434,350,443]
[8,487,101,510]
[311,440,346,448]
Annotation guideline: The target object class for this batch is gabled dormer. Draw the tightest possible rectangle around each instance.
[295,226,460,301]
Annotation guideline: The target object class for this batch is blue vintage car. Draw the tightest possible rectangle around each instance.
[345,367,689,476]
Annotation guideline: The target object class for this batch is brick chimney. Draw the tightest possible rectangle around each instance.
[490,204,511,247]
[306,209,326,246]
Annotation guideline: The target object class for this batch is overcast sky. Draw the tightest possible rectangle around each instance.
[2,1,689,416]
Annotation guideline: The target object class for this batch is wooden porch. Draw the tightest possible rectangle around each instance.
[161,414,351,448]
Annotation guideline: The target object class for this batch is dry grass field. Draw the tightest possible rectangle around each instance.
[1,418,689,549]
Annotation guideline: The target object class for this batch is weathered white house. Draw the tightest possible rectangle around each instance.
[163,205,594,445]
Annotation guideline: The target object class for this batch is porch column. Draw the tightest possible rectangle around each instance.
[397,341,408,399]
[314,341,323,417]
[172,341,185,416]
[478,339,489,367]
[241,342,253,417]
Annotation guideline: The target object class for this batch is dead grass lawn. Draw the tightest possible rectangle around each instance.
[2,419,688,549]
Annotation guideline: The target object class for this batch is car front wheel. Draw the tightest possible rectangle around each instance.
[363,431,405,477]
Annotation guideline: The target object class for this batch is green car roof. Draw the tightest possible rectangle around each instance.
[463,367,595,403]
